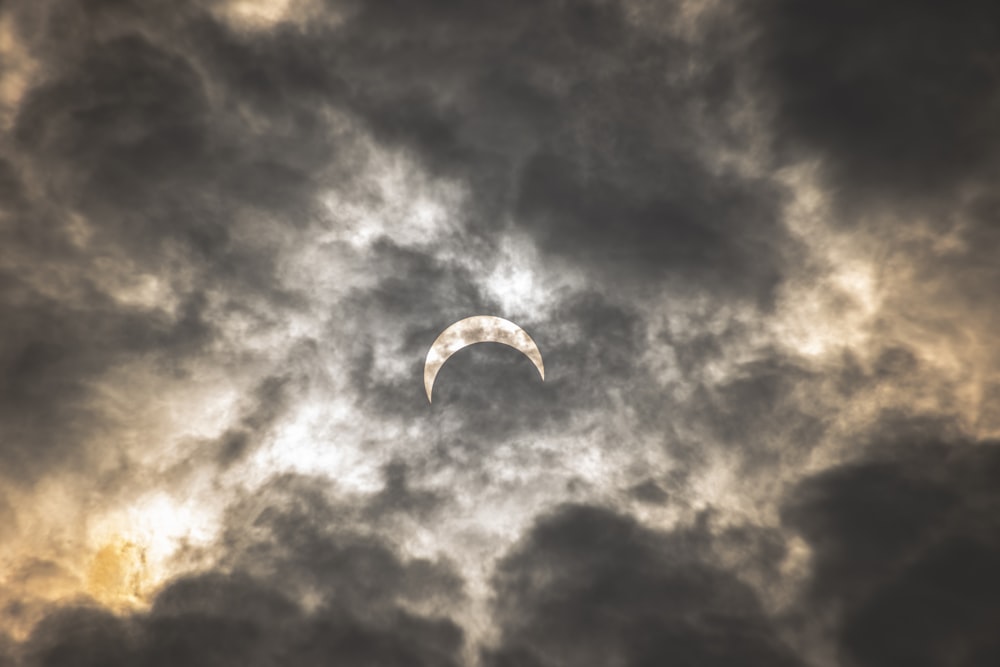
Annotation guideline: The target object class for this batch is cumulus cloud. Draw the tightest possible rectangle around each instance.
[782,437,1000,667]
[16,475,466,667]
[485,503,802,667]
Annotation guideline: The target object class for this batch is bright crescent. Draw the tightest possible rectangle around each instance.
[424,316,545,403]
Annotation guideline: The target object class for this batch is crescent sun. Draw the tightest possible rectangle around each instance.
[424,315,545,403]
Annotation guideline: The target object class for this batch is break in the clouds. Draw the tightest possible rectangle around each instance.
[1,0,999,665]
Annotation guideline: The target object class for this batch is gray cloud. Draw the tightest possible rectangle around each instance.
[753,0,1000,363]
[782,437,1000,666]
[15,475,465,667]
[327,0,792,301]
[485,503,802,667]
[2,0,998,663]
[754,0,1000,205]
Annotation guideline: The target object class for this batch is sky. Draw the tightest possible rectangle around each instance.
[1,0,999,665]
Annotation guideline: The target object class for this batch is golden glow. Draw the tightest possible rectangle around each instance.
[0,14,36,129]
[226,0,295,27]
[84,493,220,606]
[86,538,147,609]
[216,0,347,32]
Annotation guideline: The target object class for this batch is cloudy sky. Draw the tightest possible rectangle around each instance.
[2,0,1000,665]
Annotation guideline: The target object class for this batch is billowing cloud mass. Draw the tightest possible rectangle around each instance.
[1,0,998,665]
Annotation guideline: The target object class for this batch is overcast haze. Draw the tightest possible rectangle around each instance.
[2,1,1000,665]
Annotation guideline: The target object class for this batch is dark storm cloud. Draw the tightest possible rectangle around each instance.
[218,473,465,606]
[0,266,212,479]
[0,0,348,481]
[20,576,463,667]
[338,0,790,300]
[15,475,465,667]
[782,438,1000,667]
[172,0,793,301]
[755,0,1000,204]
[754,1,1000,366]
[485,503,802,667]
[11,8,337,282]
[0,0,797,484]
[30,602,461,667]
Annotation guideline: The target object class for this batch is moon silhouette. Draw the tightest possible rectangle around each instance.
[424,316,545,403]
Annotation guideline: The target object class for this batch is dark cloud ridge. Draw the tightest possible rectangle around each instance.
[783,438,1000,667]
[485,503,803,667]
[17,474,467,667]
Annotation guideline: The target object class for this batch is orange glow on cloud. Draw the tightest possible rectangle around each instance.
[85,539,148,609]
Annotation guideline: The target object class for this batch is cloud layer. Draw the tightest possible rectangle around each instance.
[2,0,999,664]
